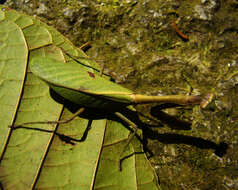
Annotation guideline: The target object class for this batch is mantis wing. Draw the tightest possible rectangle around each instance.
[30,57,134,108]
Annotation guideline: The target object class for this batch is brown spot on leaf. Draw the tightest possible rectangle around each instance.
[87,71,96,79]
[1,7,11,11]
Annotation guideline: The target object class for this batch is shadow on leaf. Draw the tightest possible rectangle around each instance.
[11,89,228,158]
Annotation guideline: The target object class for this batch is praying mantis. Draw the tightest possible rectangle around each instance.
[27,55,207,170]
[0,5,212,190]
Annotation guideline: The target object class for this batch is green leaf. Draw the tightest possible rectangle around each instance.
[94,120,160,190]
[0,6,160,190]
[0,18,28,152]
[34,109,107,190]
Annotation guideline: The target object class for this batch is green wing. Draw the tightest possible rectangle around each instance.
[31,57,134,108]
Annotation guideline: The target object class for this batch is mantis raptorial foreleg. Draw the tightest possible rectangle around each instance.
[114,112,139,171]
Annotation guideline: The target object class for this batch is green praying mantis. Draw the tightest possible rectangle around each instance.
[28,55,211,169]
[0,5,212,172]
[30,56,204,113]
[10,53,209,170]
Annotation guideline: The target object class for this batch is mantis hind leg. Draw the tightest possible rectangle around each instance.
[9,108,85,128]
